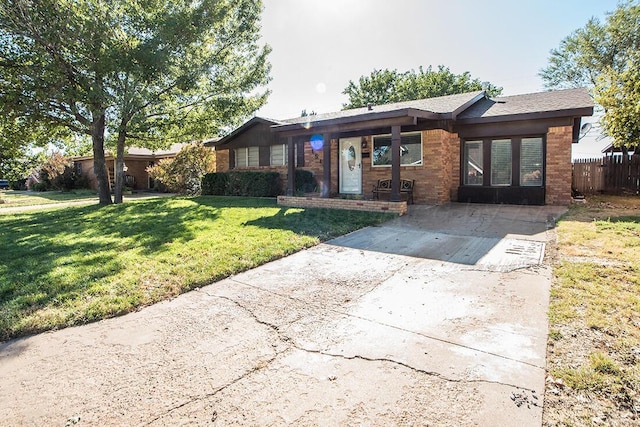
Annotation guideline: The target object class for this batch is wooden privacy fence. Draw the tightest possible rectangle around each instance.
[572,155,640,194]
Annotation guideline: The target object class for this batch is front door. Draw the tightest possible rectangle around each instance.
[339,137,362,194]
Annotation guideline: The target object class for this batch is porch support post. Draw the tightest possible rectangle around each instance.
[390,125,401,201]
[287,136,295,196]
[322,133,331,198]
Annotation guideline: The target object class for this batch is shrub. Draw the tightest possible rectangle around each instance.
[201,171,282,197]
[201,172,229,195]
[295,169,317,193]
[31,153,86,191]
[147,143,215,194]
[31,181,48,192]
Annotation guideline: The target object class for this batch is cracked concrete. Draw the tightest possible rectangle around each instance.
[0,203,564,426]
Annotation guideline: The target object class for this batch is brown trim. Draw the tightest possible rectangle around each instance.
[287,136,295,196]
[322,133,331,198]
[259,146,270,167]
[390,125,401,201]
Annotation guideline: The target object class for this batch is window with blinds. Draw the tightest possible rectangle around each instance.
[247,147,259,167]
[270,144,286,166]
[234,147,259,168]
[491,139,512,186]
[520,137,543,186]
[235,148,247,168]
[464,141,483,185]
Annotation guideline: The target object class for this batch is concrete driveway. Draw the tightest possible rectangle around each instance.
[0,203,565,426]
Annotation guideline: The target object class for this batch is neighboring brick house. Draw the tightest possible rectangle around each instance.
[209,88,593,205]
[71,143,186,191]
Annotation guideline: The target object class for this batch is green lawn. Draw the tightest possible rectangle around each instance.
[0,196,393,341]
[0,190,98,208]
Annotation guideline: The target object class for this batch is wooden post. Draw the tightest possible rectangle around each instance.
[322,133,331,198]
[287,136,295,196]
[390,125,401,202]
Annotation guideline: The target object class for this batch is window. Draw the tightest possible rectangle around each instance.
[73,162,82,175]
[464,141,483,185]
[270,144,286,166]
[372,132,422,167]
[234,147,259,168]
[520,137,543,186]
[491,139,512,186]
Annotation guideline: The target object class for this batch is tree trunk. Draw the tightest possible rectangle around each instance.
[114,129,126,204]
[91,112,112,205]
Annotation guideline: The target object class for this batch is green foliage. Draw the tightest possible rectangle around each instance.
[295,169,317,193]
[540,3,640,90]
[34,153,88,191]
[0,149,45,184]
[147,144,215,194]
[595,53,640,148]
[202,171,282,197]
[540,2,640,148]
[342,65,502,109]
[201,172,229,195]
[0,0,271,204]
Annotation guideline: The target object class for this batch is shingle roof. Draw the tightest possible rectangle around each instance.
[456,87,593,120]
[215,88,593,145]
[280,90,485,125]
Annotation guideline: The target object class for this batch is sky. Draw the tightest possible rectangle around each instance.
[256,0,623,158]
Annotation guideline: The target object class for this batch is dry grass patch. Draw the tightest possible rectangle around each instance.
[544,195,640,426]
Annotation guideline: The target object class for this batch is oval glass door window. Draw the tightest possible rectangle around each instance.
[348,145,356,170]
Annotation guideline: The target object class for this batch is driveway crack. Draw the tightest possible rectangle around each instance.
[291,344,538,393]
[142,290,295,426]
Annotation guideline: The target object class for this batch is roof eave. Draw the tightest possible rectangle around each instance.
[212,117,281,146]
[270,108,442,134]
[456,106,594,125]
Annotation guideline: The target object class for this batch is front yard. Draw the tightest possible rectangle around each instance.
[0,189,98,208]
[0,196,392,341]
[544,195,640,426]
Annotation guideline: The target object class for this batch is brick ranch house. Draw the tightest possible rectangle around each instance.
[209,88,593,206]
[71,143,186,191]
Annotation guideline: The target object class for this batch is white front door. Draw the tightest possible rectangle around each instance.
[339,137,362,194]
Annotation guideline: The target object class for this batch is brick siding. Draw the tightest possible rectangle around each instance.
[545,125,573,205]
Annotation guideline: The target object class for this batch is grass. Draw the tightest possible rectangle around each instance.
[545,195,640,425]
[0,189,98,208]
[0,196,393,341]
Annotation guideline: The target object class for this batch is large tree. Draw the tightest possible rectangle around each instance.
[342,65,502,109]
[595,52,640,148]
[0,0,270,204]
[540,2,640,149]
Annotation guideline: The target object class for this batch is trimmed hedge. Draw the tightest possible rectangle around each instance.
[202,170,318,197]
[295,169,317,193]
[201,172,229,195]
[202,171,282,197]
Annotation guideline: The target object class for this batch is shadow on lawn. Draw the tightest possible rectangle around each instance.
[0,197,220,340]
[242,206,392,241]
